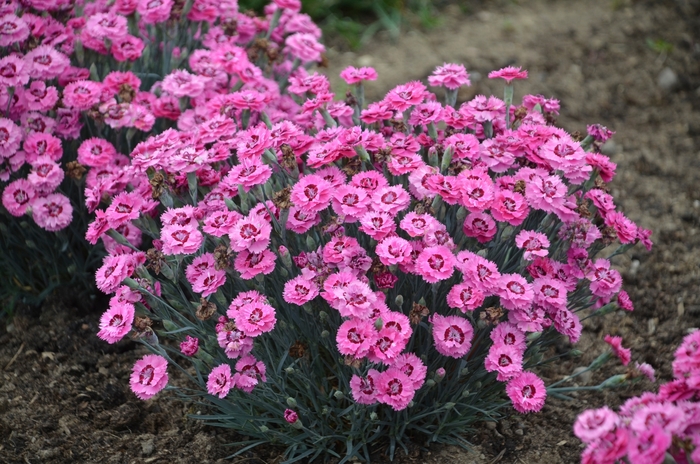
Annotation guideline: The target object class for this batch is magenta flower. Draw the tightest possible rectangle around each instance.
[505,371,546,413]
[391,353,427,390]
[180,335,199,356]
[161,224,203,256]
[431,313,473,358]
[604,335,632,366]
[207,364,233,398]
[32,193,73,232]
[27,156,64,194]
[350,369,380,405]
[490,322,527,354]
[229,214,272,254]
[77,138,118,167]
[235,302,276,337]
[284,408,300,424]
[97,302,135,344]
[573,407,620,444]
[336,318,375,359]
[233,355,266,393]
[130,354,168,400]
[24,45,70,80]
[485,343,524,382]
[515,230,550,261]
[137,0,174,24]
[285,33,325,63]
[447,282,485,313]
[0,118,22,155]
[339,66,378,85]
[488,66,528,84]
[290,174,332,213]
[416,245,456,284]
[233,250,276,279]
[385,81,427,112]
[62,80,103,111]
[0,54,29,87]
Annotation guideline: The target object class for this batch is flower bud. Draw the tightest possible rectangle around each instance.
[162,319,178,332]
[303,304,313,314]
[588,351,613,370]
[394,295,404,307]
[321,330,330,338]
[460,368,469,377]
[286,397,297,408]
[333,391,344,400]
[322,407,329,415]
[435,368,446,382]
[374,317,383,331]
[443,402,456,410]
[426,379,436,388]
[601,374,628,388]
[569,349,583,357]
[319,311,328,321]
[305,235,316,250]
[225,198,237,211]
[407,401,414,408]
[279,245,292,268]
[526,332,542,342]
[456,206,467,224]
[461,389,470,398]
[259,425,269,433]
[285,367,295,374]
[370,412,378,421]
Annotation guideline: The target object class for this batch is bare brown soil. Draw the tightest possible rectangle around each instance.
[2,0,699,462]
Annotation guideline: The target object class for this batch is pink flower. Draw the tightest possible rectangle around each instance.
[336,318,376,358]
[0,14,29,46]
[515,230,550,261]
[553,309,582,343]
[217,324,253,359]
[323,235,360,264]
[387,152,423,176]
[24,45,69,80]
[586,152,617,182]
[428,63,471,89]
[400,212,437,238]
[485,343,523,381]
[617,290,634,311]
[462,212,497,243]
[284,408,299,423]
[391,353,427,390]
[161,224,203,255]
[32,193,73,231]
[180,335,199,356]
[0,118,22,154]
[27,156,64,194]
[25,81,59,112]
[62,80,103,110]
[460,253,501,293]
[111,35,145,62]
[505,371,546,413]
[604,335,632,366]
[229,214,272,253]
[283,275,319,305]
[376,367,415,411]
[339,66,378,85]
[285,33,325,62]
[2,179,35,216]
[488,66,528,84]
[635,362,655,382]
[604,211,638,244]
[626,426,671,464]
[207,364,233,398]
[227,159,272,192]
[574,407,620,444]
[416,246,455,283]
[233,250,276,279]
[491,190,529,226]
[203,210,240,237]
[186,255,226,297]
[77,138,117,167]
[460,176,495,213]
[587,124,615,143]
[290,174,332,213]
[587,259,622,299]
[446,282,485,312]
[385,81,427,112]
[97,302,135,344]
[137,0,174,24]
[490,322,527,354]
[533,277,568,312]
[332,280,377,319]
[431,313,473,358]
[95,252,144,294]
[359,211,395,241]
[376,236,412,266]
[233,355,267,393]
[0,54,29,87]
[350,369,380,405]
[130,354,168,400]
[162,69,209,98]
[372,186,410,216]
[497,274,534,311]
[235,302,276,337]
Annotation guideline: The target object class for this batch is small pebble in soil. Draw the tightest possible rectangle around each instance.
[572,366,592,385]
[657,67,679,92]
[141,436,155,456]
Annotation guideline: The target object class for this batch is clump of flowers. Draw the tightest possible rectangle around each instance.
[87,47,652,459]
[575,330,700,464]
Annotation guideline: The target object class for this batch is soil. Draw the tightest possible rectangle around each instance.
[2,0,700,463]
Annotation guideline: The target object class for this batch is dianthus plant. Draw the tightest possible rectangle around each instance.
[90,47,651,461]
[575,330,700,464]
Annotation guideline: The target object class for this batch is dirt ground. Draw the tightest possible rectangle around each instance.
[2,0,700,462]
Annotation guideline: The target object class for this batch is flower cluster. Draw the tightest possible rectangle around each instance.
[575,330,700,464]
[59,0,651,458]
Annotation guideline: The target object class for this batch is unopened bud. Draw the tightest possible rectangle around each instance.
[461,389,470,398]
[162,320,178,332]
[303,304,313,314]
[374,317,383,331]
[286,397,297,408]
[394,295,404,307]
[601,374,628,388]
[321,330,330,338]
[589,351,613,370]
[460,368,469,377]
[426,379,436,388]
[333,391,344,400]
[319,311,328,321]
[443,402,456,410]
[570,349,583,357]
[285,367,294,374]
[526,332,542,342]
[305,235,316,250]
[456,206,467,223]
[435,368,446,382]
[259,425,269,433]
[370,412,378,421]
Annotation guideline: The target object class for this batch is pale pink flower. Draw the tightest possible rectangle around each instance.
[574,407,620,444]
[217,325,253,359]
[161,223,203,255]
[285,33,324,62]
[0,14,29,46]
[24,45,69,80]
[137,0,174,24]
[32,193,72,231]
[515,230,550,261]
[283,275,319,305]
[626,426,671,464]
[336,318,375,358]
[497,274,534,311]
[400,212,437,238]
[428,63,471,89]
[77,138,117,167]
[488,66,528,84]
[97,302,135,344]
[416,245,455,283]
[130,354,168,400]
[431,313,473,358]
[207,364,233,398]
[63,80,103,110]
[162,69,209,98]
[350,369,380,405]
[229,214,272,253]
[490,322,527,354]
[0,117,22,154]
[332,280,377,319]
[2,179,35,216]
[506,371,546,413]
[339,66,378,85]
[376,367,415,411]
[462,212,497,243]
[0,54,29,87]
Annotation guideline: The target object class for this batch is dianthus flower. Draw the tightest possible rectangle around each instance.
[0,118,22,154]
[367,327,406,364]
[384,81,427,112]
[285,33,324,62]
[106,191,143,229]
[207,364,233,398]
[336,318,376,359]
[505,371,546,413]
[491,190,529,226]
[604,211,638,244]
[217,324,254,359]
[27,156,64,194]
[322,235,360,264]
[112,35,145,62]
[573,407,620,444]
[62,80,103,110]
[162,69,209,98]
[515,230,550,261]
[32,193,73,232]
[130,354,168,400]
[485,343,524,381]
[625,426,671,464]
[161,223,203,255]
[446,281,485,312]
[97,301,135,344]
[376,236,412,266]
[2,179,35,216]
[497,274,534,311]
[415,245,455,283]
[24,45,69,80]
[137,0,174,24]
[462,212,498,243]
[488,66,528,84]
[180,335,199,356]
[428,63,471,89]
[77,138,117,167]
[290,174,332,213]
[350,369,380,404]
[233,355,267,393]
[587,259,623,299]
[376,367,415,411]
[460,253,501,293]
[431,313,473,358]
[331,280,377,319]
[490,322,527,354]
[229,214,272,253]
[0,14,30,46]
[359,211,395,241]
[339,66,378,84]
[234,250,276,279]
[604,335,632,366]
[372,186,410,216]
[283,275,319,306]
[0,54,29,87]
[508,306,546,333]
[532,277,568,312]
[235,302,276,337]
[553,309,582,343]
[391,353,427,390]
[587,124,615,142]
[284,408,300,423]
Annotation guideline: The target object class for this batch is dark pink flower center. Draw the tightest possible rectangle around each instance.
[381,192,397,204]
[541,285,558,298]
[507,281,525,295]
[13,189,29,205]
[347,327,363,344]
[239,223,259,239]
[109,314,123,327]
[499,354,512,367]
[521,384,535,399]
[360,376,374,394]
[428,254,444,270]
[171,229,190,243]
[504,333,516,345]
[387,378,403,395]
[34,54,51,66]
[139,365,155,385]
[303,185,318,200]
[45,202,63,217]
[249,308,262,323]
[0,63,16,78]
[36,164,52,177]
[444,325,465,344]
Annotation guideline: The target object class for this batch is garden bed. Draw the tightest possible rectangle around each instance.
[1,0,699,462]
